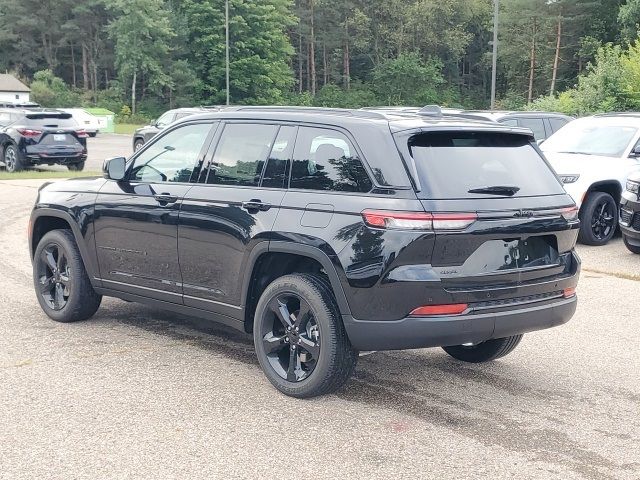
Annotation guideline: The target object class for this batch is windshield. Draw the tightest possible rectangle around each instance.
[541,122,637,157]
[406,131,564,199]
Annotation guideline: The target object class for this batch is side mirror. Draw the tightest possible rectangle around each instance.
[103,156,126,180]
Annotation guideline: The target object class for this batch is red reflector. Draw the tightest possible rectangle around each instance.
[563,287,576,298]
[561,206,579,221]
[76,129,89,138]
[410,304,468,316]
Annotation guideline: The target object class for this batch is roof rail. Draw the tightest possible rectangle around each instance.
[232,105,387,119]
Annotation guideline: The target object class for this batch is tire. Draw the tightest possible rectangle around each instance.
[89,132,97,138]
[3,144,23,172]
[253,273,357,398]
[623,234,640,254]
[33,229,102,322]
[442,335,523,363]
[67,162,85,172]
[134,139,144,151]
[578,191,617,246]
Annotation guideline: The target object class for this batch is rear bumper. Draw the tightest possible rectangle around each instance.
[343,295,577,351]
[24,153,87,165]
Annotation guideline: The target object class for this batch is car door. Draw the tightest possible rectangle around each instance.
[178,122,295,317]
[93,121,216,303]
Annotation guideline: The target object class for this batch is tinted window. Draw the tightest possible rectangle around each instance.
[548,117,569,132]
[130,123,212,183]
[407,131,564,199]
[261,126,296,188]
[175,112,195,121]
[517,118,546,139]
[205,123,278,186]
[25,116,78,128]
[290,127,372,192]
[500,119,518,127]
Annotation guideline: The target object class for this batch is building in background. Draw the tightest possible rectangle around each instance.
[0,74,30,103]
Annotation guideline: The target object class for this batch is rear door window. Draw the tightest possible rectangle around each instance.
[261,125,296,188]
[205,123,278,187]
[290,127,372,192]
[548,117,569,133]
[405,131,564,199]
[517,117,546,139]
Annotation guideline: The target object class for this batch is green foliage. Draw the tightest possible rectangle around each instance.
[619,0,640,42]
[312,83,376,108]
[30,70,81,107]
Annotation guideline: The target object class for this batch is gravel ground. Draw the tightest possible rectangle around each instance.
[0,179,638,480]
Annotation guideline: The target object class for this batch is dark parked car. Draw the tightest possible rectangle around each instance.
[461,111,573,142]
[132,107,211,151]
[29,106,580,398]
[0,109,88,172]
[620,170,640,253]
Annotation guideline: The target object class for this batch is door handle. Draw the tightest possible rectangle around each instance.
[241,199,271,212]
[153,193,179,205]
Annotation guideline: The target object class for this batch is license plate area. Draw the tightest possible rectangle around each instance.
[498,236,559,270]
[53,134,67,141]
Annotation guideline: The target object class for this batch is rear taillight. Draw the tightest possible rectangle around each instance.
[75,129,89,138]
[410,304,469,316]
[362,210,477,231]
[17,128,42,137]
[561,206,579,221]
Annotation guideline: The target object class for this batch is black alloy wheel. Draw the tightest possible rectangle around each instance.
[578,191,618,245]
[253,274,357,398]
[259,292,321,382]
[36,242,71,311]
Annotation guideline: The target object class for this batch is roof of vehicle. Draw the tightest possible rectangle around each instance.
[178,105,534,137]
[0,108,72,118]
[463,110,574,120]
[567,113,640,127]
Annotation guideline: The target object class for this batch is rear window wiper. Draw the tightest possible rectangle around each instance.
[468,185,520,196]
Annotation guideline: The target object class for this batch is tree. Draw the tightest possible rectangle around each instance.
[181,0,296,104]
[108,0,175,114]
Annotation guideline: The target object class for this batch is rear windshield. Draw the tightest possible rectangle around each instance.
[407,131,565,199]
[24,114,77,128]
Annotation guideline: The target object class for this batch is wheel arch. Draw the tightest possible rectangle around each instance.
[241,241,351,333]
[30,209,99,284]
[585,180,622,205]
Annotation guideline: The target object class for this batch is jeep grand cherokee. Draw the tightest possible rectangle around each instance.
[29,106,580,398]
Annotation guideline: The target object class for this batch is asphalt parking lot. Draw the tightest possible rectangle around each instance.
[0,179,639,479]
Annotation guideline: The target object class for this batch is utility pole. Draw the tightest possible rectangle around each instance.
[490,0,499,110]
[225,0,230,106]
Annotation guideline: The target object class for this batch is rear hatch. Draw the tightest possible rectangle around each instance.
[23,113,86,156]
[394,128,579,302]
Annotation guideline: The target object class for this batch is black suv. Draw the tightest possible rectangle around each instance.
[0,109,88,172]
[29,107,580,398]
[620,170,640,253]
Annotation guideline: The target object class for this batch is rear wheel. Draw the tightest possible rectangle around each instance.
[88,132,97,138]
[253,273,357,398]
[33,229,101,322]
[443,335,523,363]
[68,161,85,172]
[623,234,640,254]
[3,144,22,172]
[578,191,617,245]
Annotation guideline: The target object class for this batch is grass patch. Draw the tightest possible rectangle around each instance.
[114,123,144,135]
[0,170,101,180]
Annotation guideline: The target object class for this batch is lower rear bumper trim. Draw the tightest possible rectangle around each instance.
[342,296,577,351]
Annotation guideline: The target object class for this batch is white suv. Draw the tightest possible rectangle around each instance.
[541,114,640,245]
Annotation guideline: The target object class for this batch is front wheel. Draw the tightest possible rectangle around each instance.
[578,191,617,245]
[442,335,523,363]
[623,234,640,254]
[33,229,102,322]
[253,274,357,398]
[133,139,144,151]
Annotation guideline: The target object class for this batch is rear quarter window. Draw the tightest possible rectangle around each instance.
[406,131,565,199]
